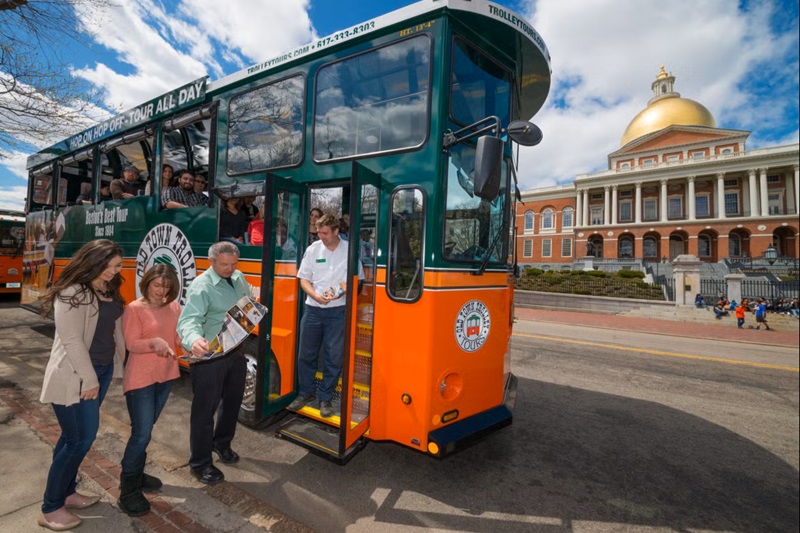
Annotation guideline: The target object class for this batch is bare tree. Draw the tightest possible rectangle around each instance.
[0,0,110,159]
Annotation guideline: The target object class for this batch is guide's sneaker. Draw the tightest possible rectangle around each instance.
[287,394,315,411]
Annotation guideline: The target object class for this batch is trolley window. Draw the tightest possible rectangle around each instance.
[387,187,424,302]
[313,35,431,161]
[227,75,305,175]
[450,37,512,127]
[443,143,507,263]
[27,165,56,211]
[60,150,94,205]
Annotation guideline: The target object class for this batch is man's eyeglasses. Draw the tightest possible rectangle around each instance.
[194,179,207,184]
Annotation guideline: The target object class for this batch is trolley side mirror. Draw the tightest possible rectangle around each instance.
[473,135,503,200]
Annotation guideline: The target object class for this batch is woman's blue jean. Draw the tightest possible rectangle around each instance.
[42,363,113,513]
[121,380,174,476]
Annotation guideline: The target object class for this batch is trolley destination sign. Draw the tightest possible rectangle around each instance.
[27,77,207,169]
[66,77,207,152]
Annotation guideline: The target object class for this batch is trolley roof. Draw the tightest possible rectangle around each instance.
[27,0,551,170]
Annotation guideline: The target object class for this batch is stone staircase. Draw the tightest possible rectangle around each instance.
[618,306,800,331]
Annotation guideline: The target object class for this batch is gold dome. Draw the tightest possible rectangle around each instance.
[620,67,716,146]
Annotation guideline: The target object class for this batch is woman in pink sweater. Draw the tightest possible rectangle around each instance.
[118,264,181,517]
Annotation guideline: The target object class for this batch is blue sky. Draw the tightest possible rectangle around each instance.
[1,0,798,211]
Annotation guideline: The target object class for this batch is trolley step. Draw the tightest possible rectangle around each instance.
[275,415,367,464]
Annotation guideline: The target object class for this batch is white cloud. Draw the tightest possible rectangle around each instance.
[177,0,315,65]
[73,0,211,111]
[514,0,799,190]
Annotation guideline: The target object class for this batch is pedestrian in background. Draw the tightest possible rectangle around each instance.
[735,299,748,329]
[38,239,125,531]
[117,265,182,517]
[755,298,772,331]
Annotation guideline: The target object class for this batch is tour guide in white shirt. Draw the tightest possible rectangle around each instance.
[288,214,363,418]
[177,241,250,485]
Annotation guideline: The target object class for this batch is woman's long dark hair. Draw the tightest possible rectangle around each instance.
[40,239,125,318]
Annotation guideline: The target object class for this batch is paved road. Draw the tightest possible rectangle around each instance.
[1,298,797,532]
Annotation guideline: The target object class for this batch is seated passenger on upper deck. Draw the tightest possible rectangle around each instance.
[161,169,210,209]
[110,165,145,199]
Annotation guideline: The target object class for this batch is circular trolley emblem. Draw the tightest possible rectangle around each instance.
[454,300,491,352]
[136,223,197,305]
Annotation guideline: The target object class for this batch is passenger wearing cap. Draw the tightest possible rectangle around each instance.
[110,165,145,199]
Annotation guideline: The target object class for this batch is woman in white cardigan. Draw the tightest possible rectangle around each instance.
[38,239,126,531]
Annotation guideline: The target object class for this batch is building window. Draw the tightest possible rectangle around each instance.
[619,189,632,198]
[724,192,740,216]
[698,235,711,257]
[562,207,573,228]
[691,151,705,159]
[542,239,552,258]
[619,200,632,222]
[641,158,655,167]
[643,237,658,258]
[619,162,631,170]
[768,192,783,215]
[618,236,634,258]
[696,194,710,217]
[720,147,733,155]
[643,198,658,221]
[590,206,603,225]
[590,193,603,200]
[541,208,554,231]
[728,233,742,257]
[666,155,680,163]
[767,174,780,184]
[523,239,533,258]
[524,210,534,233]
[723,178,738,187]
[668,196,683,219]
[561,238,572,257]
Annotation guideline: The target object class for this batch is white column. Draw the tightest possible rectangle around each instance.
[575,189,583,227]
[759,168,769,217]
[611,185,619,225]
[687,175,696,221]
[793,165,799,215]
[635,181,642,223]
[582,188,589,227]
[660,179,668,222]
[603,186,611,225]
[716,172,726,219]
[748,169,759,216]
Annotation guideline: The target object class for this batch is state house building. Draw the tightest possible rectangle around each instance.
[515,67,800,267]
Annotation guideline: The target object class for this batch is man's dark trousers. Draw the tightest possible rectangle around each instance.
[188,347,247,470]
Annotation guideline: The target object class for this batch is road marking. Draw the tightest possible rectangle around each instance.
[513,333,799,372]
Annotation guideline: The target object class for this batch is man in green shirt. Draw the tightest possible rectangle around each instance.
[178,241,250,484]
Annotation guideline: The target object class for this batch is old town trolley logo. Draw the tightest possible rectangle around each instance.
[136,223,197,305]
[454,300,491,352]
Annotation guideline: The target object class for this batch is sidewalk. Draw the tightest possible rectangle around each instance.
[515,307,800,348]
[0,383,308,533]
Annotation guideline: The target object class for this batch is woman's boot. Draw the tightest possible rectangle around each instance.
[118,472,150,517]
[141,455,162,492]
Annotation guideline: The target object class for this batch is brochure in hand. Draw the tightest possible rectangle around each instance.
[180,296,268,362]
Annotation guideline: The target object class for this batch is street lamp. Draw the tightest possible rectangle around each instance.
[764,244,778,266]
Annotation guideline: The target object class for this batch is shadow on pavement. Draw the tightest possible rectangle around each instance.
[236,376,799,533]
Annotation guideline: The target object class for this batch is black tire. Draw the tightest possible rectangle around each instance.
[237,337,260,427]
[237,336,281,428]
